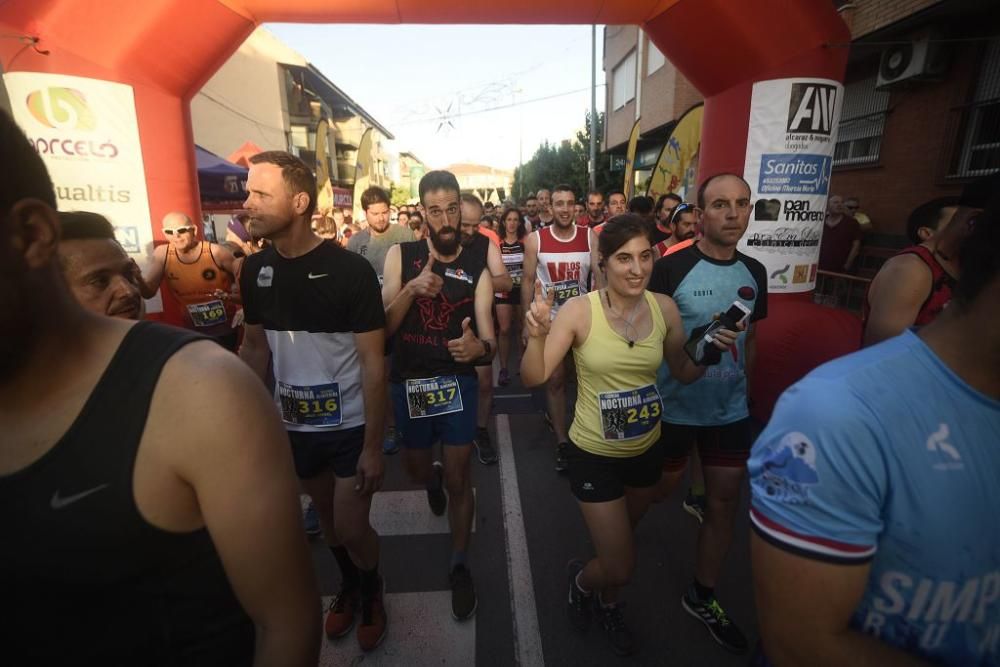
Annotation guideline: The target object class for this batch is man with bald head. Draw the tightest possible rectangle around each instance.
[139,211,241,349]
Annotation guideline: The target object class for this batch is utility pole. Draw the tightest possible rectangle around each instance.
[589,25,597,191]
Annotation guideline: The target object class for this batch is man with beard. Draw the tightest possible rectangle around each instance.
[348,186,415,456]
[239,151,388,652]
[459,194,513,466]
[654,203,699,257]
[524,194,540,229]
[58,211,144,320]
[652,193,683,247]
[522,183,602,471]
[0,112,319,665]
[381,170,496,621]
[578,191,607,228]
[139,211,242,350]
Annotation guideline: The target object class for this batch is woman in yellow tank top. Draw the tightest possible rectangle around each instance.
[520,214,741,656]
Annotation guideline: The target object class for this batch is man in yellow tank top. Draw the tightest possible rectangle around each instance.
[139,212,241,350]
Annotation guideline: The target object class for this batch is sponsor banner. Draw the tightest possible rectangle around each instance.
[739,78,843,292]
[4,72,161,311]
[647,103,703,202]
[623,119,641,200]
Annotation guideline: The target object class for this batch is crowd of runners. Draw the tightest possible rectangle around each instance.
[2,107,998,666]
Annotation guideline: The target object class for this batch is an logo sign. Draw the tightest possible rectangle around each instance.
[745,225,822,252]
[786,83,837,136]
[738,286,757,301]
[758,154,831,195]
[26,87,96,131]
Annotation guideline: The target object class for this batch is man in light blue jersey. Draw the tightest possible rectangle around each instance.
[748,190,999,666]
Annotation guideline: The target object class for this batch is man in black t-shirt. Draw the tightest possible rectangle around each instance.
[240,151,389,652]
[382,170,497,622]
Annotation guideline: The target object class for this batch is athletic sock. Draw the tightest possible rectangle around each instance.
[330,545,360,590]
[360,564,380,598]
[450,550,467,571]
[691,579,714,602]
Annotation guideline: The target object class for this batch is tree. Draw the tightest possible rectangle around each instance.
[512,111,616,202]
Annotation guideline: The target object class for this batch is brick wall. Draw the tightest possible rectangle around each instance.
[846,0,943,39]
[830,41,977,237]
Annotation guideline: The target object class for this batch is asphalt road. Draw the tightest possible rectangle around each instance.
[309,359,759,666]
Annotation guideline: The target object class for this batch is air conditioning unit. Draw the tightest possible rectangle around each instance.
[876,31,948,89]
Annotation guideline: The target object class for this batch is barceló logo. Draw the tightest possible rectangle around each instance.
[26,87,96,131]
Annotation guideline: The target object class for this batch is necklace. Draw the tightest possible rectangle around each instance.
[604,289,643,348]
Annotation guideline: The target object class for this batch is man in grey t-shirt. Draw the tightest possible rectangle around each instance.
[347,185,414,456]
[348,187,415,287]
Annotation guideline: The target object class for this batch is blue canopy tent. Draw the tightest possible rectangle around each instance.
[196,144,248,208]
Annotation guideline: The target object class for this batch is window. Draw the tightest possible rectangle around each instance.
[834,74,890,167]
[951,37,1000,178]
[647,39,666,75]
[612,50,636,110]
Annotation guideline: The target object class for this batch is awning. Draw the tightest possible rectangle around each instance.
[196,145,248,203]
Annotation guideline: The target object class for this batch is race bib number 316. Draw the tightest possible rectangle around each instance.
[278,382,342,427]
[405,375,464,419]
[598,384,662,441]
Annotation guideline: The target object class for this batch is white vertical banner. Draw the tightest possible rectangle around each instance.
[3,72,161,312]
[739,78,843,292]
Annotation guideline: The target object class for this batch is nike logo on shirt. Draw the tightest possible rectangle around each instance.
[308,272,328,279]
[50,483,110,510]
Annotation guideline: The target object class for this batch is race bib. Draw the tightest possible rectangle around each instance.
[551,279,581,306]
[509,268,523,286]
[278,382,342,427]
[187,299,227,328]
[405,375,464,419]
[598,384,662,441]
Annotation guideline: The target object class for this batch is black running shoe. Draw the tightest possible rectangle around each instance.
[597,601,634,656]
[555,442,569,473]
[450,565,477,621]
[681,590,748,654]
[566,559,592,632]
[426,461,447,516]
[474,427,498,465]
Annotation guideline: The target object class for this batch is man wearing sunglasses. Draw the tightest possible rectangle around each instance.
[139,212,241,350]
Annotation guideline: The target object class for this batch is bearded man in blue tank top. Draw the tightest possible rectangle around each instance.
[0,112,319,664]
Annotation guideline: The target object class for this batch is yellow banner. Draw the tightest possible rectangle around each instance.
[352,127,374,219]
[623,118,641,200]
[646,103,703,202]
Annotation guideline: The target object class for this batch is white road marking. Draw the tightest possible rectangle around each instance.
[370,490,477,536]
[318,591,475,666]
[496,414,544,666]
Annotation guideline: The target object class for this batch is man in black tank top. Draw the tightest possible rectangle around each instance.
[0,112,320,664]
[382,170,497,622]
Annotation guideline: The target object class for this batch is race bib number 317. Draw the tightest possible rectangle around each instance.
[405,375,464,419]
[598,384,662,441]
[278,382,342,427]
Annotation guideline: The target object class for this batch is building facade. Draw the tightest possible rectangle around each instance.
[603,0,999,240]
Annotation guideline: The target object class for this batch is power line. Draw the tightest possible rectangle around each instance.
[394,84,607,127]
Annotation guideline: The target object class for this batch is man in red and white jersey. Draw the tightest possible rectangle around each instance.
[521,183,602,472]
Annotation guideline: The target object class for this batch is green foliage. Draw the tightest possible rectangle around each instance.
[512,111,616,203]
[389,182,411,208]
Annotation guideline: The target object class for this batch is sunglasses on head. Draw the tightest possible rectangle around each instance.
[163,226,196,236]
[669,203,696,224]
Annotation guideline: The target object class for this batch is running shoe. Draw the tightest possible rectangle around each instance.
[426,461,447,516]
[475,427,498,465]
[681,590,748,654]
[597,601,634,656]
[303,501,321,537]
[357,577,387,651]
[450,565,477,621]
[324,584,359,639]
[382,426,399,455]
[566,559,592,632]
[555,442,569,473]
[498,368,510,386]
[682,489,706,524]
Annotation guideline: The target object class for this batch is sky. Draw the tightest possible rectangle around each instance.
[266,24,605,171]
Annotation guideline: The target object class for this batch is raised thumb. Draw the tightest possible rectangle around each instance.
[423,254,436,272]
[461,316,472,332]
